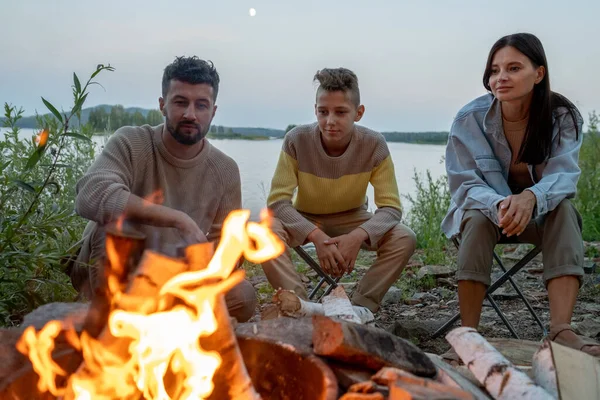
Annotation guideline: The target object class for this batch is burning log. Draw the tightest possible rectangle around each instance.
[373,367,474,400]
[339,393,385,400]
[235,317,314,355]
[312,316,437,378]
[203,294,260,400]
[5,209,285,400]
[446,327,554,400]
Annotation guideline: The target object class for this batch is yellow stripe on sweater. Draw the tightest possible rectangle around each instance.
[268,152,401,215]
[294,171,372,214]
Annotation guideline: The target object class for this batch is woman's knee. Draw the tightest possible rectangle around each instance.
[461,210,497,237]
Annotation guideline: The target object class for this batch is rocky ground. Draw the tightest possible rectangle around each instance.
[244,241,600,355]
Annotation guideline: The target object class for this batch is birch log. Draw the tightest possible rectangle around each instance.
[446,327,555,400]
[532,340,558,398]
[273,288,366,324]
[322,286,361,324]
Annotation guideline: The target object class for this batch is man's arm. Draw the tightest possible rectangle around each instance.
[123,195,205,243]
[207,160,243,244]
[75,130,134,224]
[75,128,203,241]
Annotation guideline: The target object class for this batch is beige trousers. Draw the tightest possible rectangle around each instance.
[457,199,584,286]
[71,221,257,322]
[261,208,417,312]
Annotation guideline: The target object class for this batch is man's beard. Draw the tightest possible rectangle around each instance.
[165,117,209,145]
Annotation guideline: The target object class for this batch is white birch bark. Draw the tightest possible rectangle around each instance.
[532,340,558,398]
[446,327,555,400]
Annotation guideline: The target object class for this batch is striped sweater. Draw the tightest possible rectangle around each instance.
[267,122,402,245]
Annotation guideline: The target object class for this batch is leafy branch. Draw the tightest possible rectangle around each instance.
[1,64,115,252]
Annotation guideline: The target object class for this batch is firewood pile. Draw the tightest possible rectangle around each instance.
[0,212,598,399]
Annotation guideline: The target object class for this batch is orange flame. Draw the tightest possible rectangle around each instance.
[35,129,49,148]
[17,209,284,399]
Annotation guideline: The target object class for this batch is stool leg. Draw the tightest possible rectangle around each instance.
[431,312,461,339]
[486,294,519,339]
[309,277,327,300]
[493,251,547,336]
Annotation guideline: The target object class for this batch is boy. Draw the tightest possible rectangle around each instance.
[262,68,416,319]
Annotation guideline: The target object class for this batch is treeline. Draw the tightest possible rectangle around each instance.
[285,124,448,144]
[382,131,448,144]
[89,105,163,131]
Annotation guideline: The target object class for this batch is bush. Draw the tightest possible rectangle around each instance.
[405,168,451,264]
[0,64,113,325]
[575,112,600,241]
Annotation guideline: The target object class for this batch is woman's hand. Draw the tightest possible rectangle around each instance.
[498,190,536,237]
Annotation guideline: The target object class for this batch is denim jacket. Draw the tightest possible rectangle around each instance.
[441,94,584,238]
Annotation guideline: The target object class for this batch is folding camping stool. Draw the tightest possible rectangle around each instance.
[431,237,546,339]
[293,245,341,301]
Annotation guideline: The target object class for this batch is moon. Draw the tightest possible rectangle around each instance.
[249,8,256,17]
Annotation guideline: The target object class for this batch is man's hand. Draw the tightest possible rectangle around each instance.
[307,229,346,277]
[174,211,208,244]
[498,190,536,237]
[124,195,207,244]
[324,228,368,274]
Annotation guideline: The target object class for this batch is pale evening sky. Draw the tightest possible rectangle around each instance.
[1,0,598,132]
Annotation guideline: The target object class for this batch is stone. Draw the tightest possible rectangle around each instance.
[400,310,418,317]
[21,301,89,330]
[412,292,438,303]
[436,278,456,288]
[573,319,600,338]
[416,265,455,280]
[579,302,600,314]
[583,260,597,274]
[382,287,403,305]
[490,287,520,300]
[445,300,458,307]
[388,319,442,340]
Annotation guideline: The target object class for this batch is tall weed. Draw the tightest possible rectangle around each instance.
[575,112,600,241]
[0,65,113,325]
[405,168,451,264]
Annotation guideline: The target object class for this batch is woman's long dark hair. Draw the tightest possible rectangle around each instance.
[483,33,580,165]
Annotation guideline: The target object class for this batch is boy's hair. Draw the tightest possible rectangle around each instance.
[313,68,360,106]
[162,56,220,101]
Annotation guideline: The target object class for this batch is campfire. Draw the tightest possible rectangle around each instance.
[9,209,290,399]
[3,208,591,399]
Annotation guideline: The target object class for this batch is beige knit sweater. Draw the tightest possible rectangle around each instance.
[75,124,241,254]
[502,117,534,192]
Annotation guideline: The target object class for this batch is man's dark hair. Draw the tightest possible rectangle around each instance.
[162,56,220,101]
[313,68,360,106]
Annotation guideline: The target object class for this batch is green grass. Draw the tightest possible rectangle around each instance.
[575,112,600,241]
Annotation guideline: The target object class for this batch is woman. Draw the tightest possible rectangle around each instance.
[442,32,599,356]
